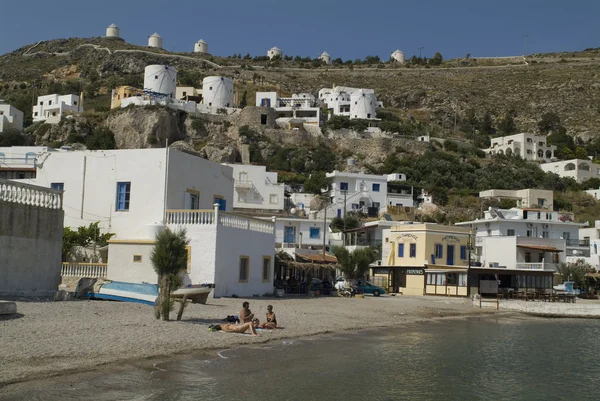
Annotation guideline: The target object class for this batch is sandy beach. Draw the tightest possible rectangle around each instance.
[0,295,495,389]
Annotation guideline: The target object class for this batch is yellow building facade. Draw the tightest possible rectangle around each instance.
[111,86,141,109]
[373,223,472,296]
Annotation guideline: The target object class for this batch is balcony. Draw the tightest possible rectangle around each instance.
[516,262,558,271]
[0,179,62,209]
[165,209,274,235]
[234,180,253,191]
[566,239,590,247]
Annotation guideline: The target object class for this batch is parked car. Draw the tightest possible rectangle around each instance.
[357,281,386,297]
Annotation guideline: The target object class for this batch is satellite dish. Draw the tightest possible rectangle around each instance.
[488,206,493,211]
[290,208,297,215]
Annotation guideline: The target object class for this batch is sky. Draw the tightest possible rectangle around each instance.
[1,0,599,60]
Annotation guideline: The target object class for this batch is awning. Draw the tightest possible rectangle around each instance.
[296,253,338,263]
[516,244,563,252]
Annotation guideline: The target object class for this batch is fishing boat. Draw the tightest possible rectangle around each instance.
[172,285,212,304]
[553,281,581,295]
[82,280,159,306]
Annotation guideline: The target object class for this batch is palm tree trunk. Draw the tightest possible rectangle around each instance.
[161,275,171,321]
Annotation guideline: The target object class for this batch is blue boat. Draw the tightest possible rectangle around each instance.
[84,281,159,306]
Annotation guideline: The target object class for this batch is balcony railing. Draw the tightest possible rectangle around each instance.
[566,239,590,247]
[61,262,107,278]
[234,180,253,190]
[516,262,558,271]
[165,207,274,235]
[0,179,62,209]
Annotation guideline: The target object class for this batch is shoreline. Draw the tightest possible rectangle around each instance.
[3,296,599,393]
[0,310,513,395]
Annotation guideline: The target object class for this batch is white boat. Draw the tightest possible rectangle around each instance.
[172,285,212,304]
[553,281,581,295]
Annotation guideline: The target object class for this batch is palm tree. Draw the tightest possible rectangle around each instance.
[151,228,189,321]
[333,246,377,280]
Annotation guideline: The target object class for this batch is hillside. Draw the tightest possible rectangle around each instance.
[1,37,600,223]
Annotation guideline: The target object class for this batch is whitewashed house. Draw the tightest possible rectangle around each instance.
[541,159,600,183]
[25,148,274,297]
[0,101,24,132]
[318,86,383,120]
[325,171,388,218]
[456,207,584,273]
[485,133,556,162]
[224,164,285,211]
[0,146,55,180]
[266,216,331,249]
[568,221,599,268]
[255,91,321,127]
[32,94,83,124]
[479,188,554,210]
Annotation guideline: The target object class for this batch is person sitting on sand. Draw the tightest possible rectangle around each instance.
[240,301,254,323]
[213,322,260,336]
[261,305,278,329]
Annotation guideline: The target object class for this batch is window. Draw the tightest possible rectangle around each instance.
[34,112,38,116]
[340,182,349,191]
[133,255,142,262]
[526,230,532,237]
[507,229,515,236]
[260,256,271,282]
[155,75,158,79]
[372,183,380,192]
[239,257,249,282]
[409,243,416,258]
[269,194,279,204]
[260,114,267,125]
[398,243,404,257]
[39,101,43,105]
[524,252,531,263]
[373,202,380,208]
[434,244,443,259]
[116,182,131,211]
[74,101,78,105]
[25,152,36,164]
[189,193,199,209]
[309,227,320,239]
[542,231,549,238]
[182,91,187,97]
[50,183,64,191]
[351,203,359,209]
[460,245,467,260]
[209,86,213,90]
[538,198,545,207]
[48,100,52,105]
[214,196,226,211]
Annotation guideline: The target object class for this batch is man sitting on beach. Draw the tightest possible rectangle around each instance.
[240,301,254,323]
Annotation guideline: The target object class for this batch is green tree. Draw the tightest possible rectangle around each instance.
[479,111,494,135]
[329,216,360,232]
[62,222,114,261]
[538,112,564,134]
[497,113,517,135]
[431,52,443,65]
[557,260,593,289]
[332,247,378,280]
[239,90,248,108]
[151,228,190,321]
[0,129,27,146]
[575,146,588,160]
[86,127,116,150]
[303,172,330,194]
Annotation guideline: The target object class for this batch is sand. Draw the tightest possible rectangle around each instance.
[0,295,494,388]
[499,298,600,318]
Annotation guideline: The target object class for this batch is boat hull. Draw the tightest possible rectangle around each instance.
[85,281,159,306]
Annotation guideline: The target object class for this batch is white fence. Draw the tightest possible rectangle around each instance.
[165,209,215,225]
[0,179,62,209]
[516,262,558,271]
[61,262,107,278]
[166,208,274,235]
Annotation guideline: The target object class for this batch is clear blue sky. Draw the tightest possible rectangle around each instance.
[1,0,598,60]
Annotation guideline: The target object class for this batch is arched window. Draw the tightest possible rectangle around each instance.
[497,150,504,155]
[545,150,552,159]
[25,152,36,165]
[506,148,513,156]
[514,147,521,156]
[537,149,543,158]
[578,163,590,171]
[564,163,576,171]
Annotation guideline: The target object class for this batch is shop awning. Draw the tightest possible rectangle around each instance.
[516,244,563,252]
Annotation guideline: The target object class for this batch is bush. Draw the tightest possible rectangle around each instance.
[0,130,27,146]
[85,127,116,150]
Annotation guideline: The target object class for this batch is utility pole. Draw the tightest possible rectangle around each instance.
[322,196,328,262]
[522,34,528,56]
[467,229,473,297]
[342,190,348,230]
[418,47,424,59]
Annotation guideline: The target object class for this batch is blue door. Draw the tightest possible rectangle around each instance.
[284,226,296,244]
[337,209,341,218]
[446,245,455,266]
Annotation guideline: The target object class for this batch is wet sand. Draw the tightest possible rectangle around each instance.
[0,295,494,389]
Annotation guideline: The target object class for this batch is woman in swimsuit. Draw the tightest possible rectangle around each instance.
[261,305,278,329]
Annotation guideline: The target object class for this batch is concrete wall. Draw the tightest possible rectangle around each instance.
[214,225,274,297]
[106,241,158,284]
[0,201,63,296]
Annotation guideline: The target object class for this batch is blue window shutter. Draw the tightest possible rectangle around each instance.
[219,198,226,211]
[398,243,404,257]
[461,246,467,259]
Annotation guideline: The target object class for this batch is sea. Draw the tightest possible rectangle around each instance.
[3,316,600,401]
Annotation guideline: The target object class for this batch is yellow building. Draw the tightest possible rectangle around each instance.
[373,223,472,297]
[111,86,142,109]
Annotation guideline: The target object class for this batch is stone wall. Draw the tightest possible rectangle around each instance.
[0,200,64,297]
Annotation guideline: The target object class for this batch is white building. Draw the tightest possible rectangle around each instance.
[391,49,405,63]
[456,207,584,273]
[0,101,24,132]
[319,51,331,65]
[255,91,321,127]
[267,217,331,249]
[479,188,554,210]
[325,171,389,217]
[176,86,202,101]
[318,86,383,120]
[202,76,234,108]
[541,159,600,183]
[32,94,82,124]
[485,133,556,162]
[105,23,120,38]
[586,187,600,200]
[224,164,285,211]
[148,32,163,49]
[267,47,282,59]
[24,148,275,297]
[0,146,55,180]
[568,221,599,268]
[194,39,208,54]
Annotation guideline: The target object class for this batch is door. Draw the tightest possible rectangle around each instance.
[284,226,296,244]
[337,209,341,218]
[447,245,455,266]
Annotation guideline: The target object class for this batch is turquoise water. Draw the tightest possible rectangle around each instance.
[4,316,600,400]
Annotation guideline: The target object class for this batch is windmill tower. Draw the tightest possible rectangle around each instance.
[143,65,177,99]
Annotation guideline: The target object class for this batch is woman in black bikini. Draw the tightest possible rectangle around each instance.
[261,305,278,329]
